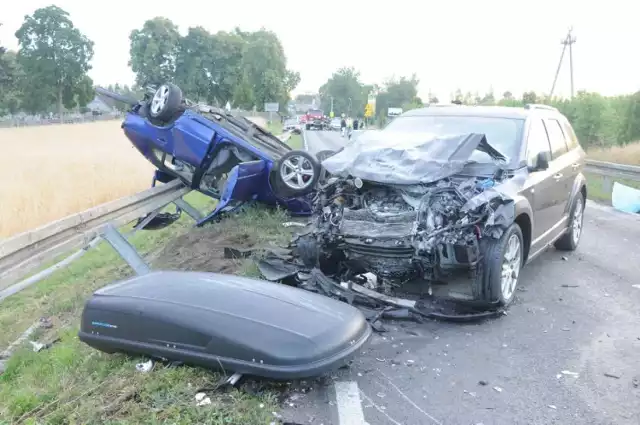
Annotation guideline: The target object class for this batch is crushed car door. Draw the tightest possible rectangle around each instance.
[524,118,562,244]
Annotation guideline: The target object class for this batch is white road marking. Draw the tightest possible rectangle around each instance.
[335,381,367,425]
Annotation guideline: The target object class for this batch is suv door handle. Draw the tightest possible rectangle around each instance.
[572,163,580,169]
[553,173,563,180]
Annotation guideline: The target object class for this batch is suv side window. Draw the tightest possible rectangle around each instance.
[560,118,579,150]
[526,118,552,168]
[543,118,568,157]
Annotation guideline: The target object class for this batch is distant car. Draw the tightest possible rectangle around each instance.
[304,109,325,130]
[329,118,342,131]
[283,119,302,134]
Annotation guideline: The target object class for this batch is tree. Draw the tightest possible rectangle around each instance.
[0,48,23,114]
[318,67,367,117]
[15,5,94,119]
[239,29,291,109]
[376,75,420,118]
[129,17,181,87]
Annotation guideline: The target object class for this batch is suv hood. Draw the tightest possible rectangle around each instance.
[321,130,507,185]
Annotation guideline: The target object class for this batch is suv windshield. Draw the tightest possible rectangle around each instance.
[308,109,323,116]
[383,115,525,163]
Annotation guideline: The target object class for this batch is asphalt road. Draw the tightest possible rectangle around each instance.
[279,130,640,425]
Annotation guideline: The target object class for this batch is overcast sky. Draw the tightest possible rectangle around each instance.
[2,1,639,102]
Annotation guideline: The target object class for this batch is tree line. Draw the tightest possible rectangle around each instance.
[305,69,640,149]
[0,6,300,118]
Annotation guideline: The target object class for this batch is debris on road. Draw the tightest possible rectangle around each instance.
[493,386,503,393]
[561,284,580,288]
[604,372,621,379]
[478,380,489,386]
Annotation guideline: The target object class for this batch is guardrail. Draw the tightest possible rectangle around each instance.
[584,159,640,195]
[0,180,190,292]
[0,131,292,301]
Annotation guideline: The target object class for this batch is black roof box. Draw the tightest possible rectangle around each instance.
[79,271,371,380]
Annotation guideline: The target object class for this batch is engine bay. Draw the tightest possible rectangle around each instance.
[299,171,516,292]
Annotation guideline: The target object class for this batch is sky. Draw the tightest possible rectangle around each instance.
[1,0,639,103]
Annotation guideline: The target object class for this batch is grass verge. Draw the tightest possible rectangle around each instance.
[1,143,304,423]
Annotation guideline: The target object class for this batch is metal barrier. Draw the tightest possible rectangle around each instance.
[584,159,640,195]
[0,132,291,302]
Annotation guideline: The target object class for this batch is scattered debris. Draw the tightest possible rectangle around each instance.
[493,386,503,393]
[561,284,579,288]
[604,372,621,379]
[557,370,580,379]
[478,380,489,386]
[195,392,212,406]
[561,256,568,261]
[282,222,306,228]
[632,284,640,289]
[548,405,557,409]
[135,360,154,373]
[632,377,639,388]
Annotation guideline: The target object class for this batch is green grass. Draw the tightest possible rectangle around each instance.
[0,138,304,424]
[266,120,283,135]
[287,133,303,150]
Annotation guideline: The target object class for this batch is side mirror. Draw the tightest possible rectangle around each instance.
[529,151,550,172]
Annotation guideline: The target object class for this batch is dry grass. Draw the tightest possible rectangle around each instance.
[0,121,154,239]
[587,141,640,165]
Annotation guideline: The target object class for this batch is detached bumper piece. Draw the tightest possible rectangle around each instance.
[79,271,372,380]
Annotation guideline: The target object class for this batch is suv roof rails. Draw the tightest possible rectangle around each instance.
[524,103,558,111]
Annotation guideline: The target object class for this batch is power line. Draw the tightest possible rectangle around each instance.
[549,27,577,99]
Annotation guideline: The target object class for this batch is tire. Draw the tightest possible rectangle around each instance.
[554,192,585,251]
[474,222,524,307]
[305,124,311,130]
[273,150,321,197]
[148,83,183,121]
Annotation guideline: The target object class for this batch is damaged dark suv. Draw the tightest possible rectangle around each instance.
[297,103,587,308]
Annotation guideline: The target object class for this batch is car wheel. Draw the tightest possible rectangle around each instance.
[475,222,524,307]
[149,83,183,121]
[554,193,585,251]
[274,150,321,197]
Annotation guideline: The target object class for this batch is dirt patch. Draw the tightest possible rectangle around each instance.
[150,227,255,274]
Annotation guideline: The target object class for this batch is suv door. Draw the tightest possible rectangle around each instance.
[524,118,561,244]
[542,117,574,218]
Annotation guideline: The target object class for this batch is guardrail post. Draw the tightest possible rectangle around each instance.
[601,175,613,196]
[102,224,150,276]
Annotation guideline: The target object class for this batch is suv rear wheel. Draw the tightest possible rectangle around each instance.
[554,193,585,251]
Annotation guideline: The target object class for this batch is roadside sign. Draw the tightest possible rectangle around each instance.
[387,107,403,117]
[330,111,334,118]
[364,103,374,118]
[264,102,279,112]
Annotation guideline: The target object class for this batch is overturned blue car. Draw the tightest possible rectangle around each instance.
[96,83,322,226]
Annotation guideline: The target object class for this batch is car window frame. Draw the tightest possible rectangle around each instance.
[558,117,579,150]
[542,117,569,159]
[525,117,553,169]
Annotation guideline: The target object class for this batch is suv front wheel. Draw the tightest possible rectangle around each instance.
[474,222,524,307]
[554,193,585,251]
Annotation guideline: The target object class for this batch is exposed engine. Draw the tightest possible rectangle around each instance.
[307,174,511,291]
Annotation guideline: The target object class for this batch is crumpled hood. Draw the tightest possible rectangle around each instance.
[321,130,506,185]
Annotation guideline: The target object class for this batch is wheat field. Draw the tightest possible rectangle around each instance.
[0,121,154,238]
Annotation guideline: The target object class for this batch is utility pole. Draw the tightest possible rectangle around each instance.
[549,27,577,99]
